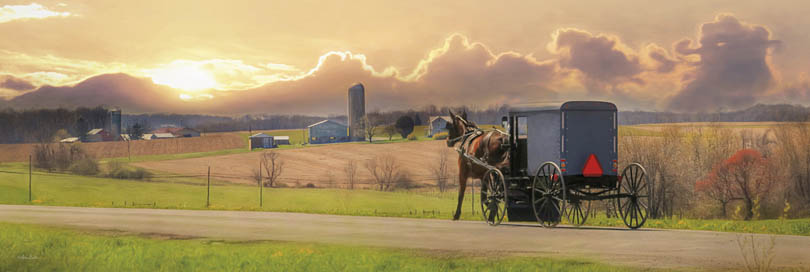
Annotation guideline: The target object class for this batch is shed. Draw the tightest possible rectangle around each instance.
[307,120,348,144]
[428,116,452,137]
[249,133,275,150]
[274,135,290,145]
[84,128,114,142]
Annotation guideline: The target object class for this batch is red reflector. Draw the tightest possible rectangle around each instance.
[582,154,604,177]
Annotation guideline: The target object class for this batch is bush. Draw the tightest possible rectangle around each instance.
[407,134,418,141]
[106,161,152,180]
[68,157,100,176]
[433,132,448,140]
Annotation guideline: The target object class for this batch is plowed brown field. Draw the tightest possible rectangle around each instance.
[134,140,460,188]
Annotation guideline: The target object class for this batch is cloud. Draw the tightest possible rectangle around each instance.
[0,3,72,24]
[549,29,644,89]
[0,74,35,91]
[667,14,781,112]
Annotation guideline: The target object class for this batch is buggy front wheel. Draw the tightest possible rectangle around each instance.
[480,168,507,226]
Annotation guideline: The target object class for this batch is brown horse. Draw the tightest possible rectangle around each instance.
[445,110,510,220]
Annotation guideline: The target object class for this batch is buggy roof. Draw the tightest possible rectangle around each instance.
[509,101,616,114]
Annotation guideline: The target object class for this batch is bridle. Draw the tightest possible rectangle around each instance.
[447,115,478,146]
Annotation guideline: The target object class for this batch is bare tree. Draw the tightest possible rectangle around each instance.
[363,116,379,143]
[774,124,810,209]
[344,159,358,190]
[431,148,451,192]
[365,154,401,191]
[260,150,284,187]
[383,125,397,141]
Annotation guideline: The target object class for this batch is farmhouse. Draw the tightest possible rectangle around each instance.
[308,120,348,144]
[428,116,452,137]
[249,133,275,150]
[274,135,290,145]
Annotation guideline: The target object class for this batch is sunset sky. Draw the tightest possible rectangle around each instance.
[1,0,809,114]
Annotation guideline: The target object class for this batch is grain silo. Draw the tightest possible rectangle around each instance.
[109,108,122,141]
[347,83,365,141]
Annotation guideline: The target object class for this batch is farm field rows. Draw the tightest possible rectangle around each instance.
[1,162,809,236]
[0,222,645,272]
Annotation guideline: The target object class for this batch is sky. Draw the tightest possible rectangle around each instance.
[0,0,809,114]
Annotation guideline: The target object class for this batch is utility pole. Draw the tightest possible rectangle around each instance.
[258,160,263,207]
[206,166,211,208]
[28,155,32,202]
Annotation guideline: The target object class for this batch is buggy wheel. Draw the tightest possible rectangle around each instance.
[616,163,650,229]
[566,196,591,227]
[480,168,507,226]
[532,162,566,228]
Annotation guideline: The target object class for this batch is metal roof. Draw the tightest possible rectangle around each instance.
[307,119,347,128]
[87,128,104,135]
[509,101,617,113]
[274,136,290,140]
[153,133,175,138]
[249,133,272,138]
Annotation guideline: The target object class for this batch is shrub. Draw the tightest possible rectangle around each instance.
[68,157,100,176]
[433,132,448,140]
[106,161,152,180]
[407,134,418,141]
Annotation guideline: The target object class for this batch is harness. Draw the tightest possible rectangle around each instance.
[451,116,509,170]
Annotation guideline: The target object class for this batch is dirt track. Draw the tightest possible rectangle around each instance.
[1,205,809,270]
[135,140,460,188]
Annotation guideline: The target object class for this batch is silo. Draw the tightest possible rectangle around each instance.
[109,108,122,141]
[347,83,366,141]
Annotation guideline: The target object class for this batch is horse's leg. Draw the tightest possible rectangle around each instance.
[453,162,468,220]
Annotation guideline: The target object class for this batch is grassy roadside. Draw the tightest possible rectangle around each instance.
[0,223,649,272]
[1,162,809,236]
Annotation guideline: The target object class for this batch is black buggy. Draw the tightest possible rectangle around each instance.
[477,101,650,229]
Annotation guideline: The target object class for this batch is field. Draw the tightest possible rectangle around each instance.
[133,139,459,187]
[1,162,809,236]
[0,222,642,272]
[0,133,246,163]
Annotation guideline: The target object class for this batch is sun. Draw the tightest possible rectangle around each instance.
[145,64,217,91]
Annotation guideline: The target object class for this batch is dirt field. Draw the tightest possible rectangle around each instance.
[0,133,246,163]
[135,140,460,188]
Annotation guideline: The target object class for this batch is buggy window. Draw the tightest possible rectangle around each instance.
[517,116,528,139]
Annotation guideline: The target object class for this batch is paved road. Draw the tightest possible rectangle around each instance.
[1,205,808,269]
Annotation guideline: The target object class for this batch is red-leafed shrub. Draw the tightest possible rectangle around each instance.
[696,149,775,219]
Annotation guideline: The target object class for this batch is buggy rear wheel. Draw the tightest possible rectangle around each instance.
[566,196,591,227]
[616,163,650,229]
[480,168,507,226]
[532,162,566,228]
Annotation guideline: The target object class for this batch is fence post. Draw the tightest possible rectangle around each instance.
[471,180,475,216]
[206,166,211,208]
[259,160,263,208]
[28,155,32,202]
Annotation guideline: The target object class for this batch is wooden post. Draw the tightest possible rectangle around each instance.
[471,179,475,215]
[28,155,32,202]
[259,160,263,207]
[127,140,131,161]
[206,166,211,208]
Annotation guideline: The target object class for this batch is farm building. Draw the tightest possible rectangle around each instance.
[152,127,200,138]
[249,133,275,150]
[274,135,290,145]
[84,128,115,142]
[308,120,348,144]
[60,137,79,143]
[152,133,175,139]
[141,134,154,140]
[428,116,452,137]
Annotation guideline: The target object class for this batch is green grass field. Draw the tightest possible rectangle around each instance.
[0,223,646,272]
[1,162,809,236]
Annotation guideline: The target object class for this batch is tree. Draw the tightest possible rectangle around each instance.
[395,116,414,139]
[365,154,402,191]
[344,159,358,190]
[431,148,451,192]
[696,149,775,220]
[260,150,284,187]
[363,116,378,143]
[128,122,147,140]
[382,125,397,141]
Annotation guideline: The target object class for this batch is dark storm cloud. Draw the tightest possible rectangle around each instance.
[668,14,781,112]
[0,74,35,91]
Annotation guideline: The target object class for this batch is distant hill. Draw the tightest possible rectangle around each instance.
[619,104,810,125]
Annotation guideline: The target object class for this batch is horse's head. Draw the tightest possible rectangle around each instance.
[446,110,468,147]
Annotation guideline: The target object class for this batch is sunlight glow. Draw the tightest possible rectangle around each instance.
[145,63,217,91]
